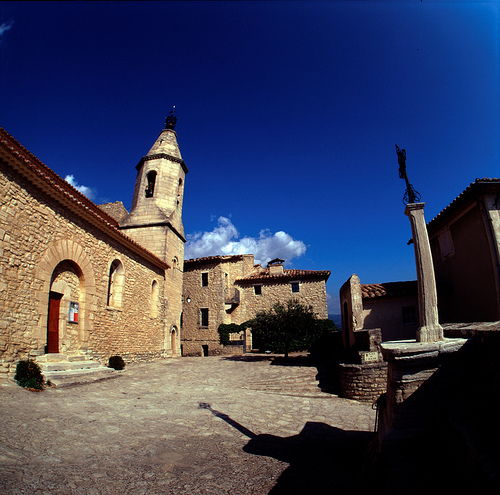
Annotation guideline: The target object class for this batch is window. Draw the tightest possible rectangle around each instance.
[291,282,300,293]
[402,306,417,325]
[200,308,209,327]
[145,171,157,198]
[177,178,183,206]
[151,280,159,318]
[438,228,454,258]
[254,285,262,295]
[107,260,124,308]
[201,272,209,287]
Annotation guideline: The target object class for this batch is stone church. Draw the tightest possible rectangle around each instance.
[0,113,187,374]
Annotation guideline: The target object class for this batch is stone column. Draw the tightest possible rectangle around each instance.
[405,203,443,342]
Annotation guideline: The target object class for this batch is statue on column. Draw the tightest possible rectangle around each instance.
[396,145,421,205]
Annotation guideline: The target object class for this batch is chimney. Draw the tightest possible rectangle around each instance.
[267,258,285,275]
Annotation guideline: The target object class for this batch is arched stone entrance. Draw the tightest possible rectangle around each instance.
[171,327,178,356]
[35,240,95,355]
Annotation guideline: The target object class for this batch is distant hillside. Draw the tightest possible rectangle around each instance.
[328,314,342,331]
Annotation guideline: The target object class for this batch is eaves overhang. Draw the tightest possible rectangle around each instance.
[0,127,170,272]
[136,153,189,174]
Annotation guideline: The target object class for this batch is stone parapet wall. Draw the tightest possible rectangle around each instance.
[338,362,388,403]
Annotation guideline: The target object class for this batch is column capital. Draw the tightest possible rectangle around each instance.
[405,202,425,215]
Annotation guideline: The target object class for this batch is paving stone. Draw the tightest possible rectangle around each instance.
[0,355,376,494]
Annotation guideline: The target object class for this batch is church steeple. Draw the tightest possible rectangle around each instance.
[120,115,188,257]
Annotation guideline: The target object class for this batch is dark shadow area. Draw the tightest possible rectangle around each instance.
[199,402,374,495]
[222,354,276,363]
[368,336,500,494]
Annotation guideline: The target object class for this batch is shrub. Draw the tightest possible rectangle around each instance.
[14,359,45,390]
[218,323,243,346]
[108,355,125,370]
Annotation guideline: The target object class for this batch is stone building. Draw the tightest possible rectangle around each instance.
[340,178,500,350]
[0,116,187,374]
[340,275,418,347]
[427,178,500,323]
[182,255,330,356]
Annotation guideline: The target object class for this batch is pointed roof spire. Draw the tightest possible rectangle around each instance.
[165,106,177,130]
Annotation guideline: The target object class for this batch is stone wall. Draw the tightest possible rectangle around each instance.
[0,160,168,373]
[338,362,388,403]
[182,260,225,356]
[236,277,329,322]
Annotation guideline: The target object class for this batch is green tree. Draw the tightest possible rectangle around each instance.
[248,299,325,358]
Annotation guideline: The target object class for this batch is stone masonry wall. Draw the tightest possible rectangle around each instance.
[234,278,329,324]
[338,362,388,403]
[182,261,225,356]
[0,161,167,373]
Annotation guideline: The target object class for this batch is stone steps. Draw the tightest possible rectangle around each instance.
[35,353,118,388]
[245,371,337,398]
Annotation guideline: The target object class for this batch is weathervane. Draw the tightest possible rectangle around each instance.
[165,106,177,130]
[396,145,421,205]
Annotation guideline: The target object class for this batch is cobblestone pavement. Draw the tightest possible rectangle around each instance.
[0,355,376,494]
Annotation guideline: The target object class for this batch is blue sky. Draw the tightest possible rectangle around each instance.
[1,1,499,313]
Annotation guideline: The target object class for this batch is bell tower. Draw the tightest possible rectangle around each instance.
[120,110,188,355]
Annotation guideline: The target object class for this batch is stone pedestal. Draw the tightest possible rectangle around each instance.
[378,338,467,439]
[405,203,443,342]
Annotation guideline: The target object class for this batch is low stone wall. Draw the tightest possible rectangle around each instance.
[181,340,244,357]
[338,361,388,403]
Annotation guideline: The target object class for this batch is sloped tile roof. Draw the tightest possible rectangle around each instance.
[427,178,500,233]
[0,126,169,270]
[184,255,247,267]
[361,280,417,299]
[236,267,330,284]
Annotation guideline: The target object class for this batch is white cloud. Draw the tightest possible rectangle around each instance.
[0,21,14,40]
[185,216,306,265]
[64,174,95,200]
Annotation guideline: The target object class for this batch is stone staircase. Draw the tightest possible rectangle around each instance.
[36,353,119,388]
[245,371,337,398]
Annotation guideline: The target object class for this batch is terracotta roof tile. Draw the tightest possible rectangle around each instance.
[427,178,500,233]
[236,267,330,283]
[0,126,169,270]
[361,280,417,299]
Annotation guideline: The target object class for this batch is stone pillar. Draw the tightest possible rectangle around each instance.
[339,274,364,349]
[405,203,443,342]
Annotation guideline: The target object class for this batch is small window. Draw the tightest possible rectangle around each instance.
[200,308,209,327]
[201,273,209,287]
[438,228,454,258]
[107,259,124,308]
[291,282,300,293]
[145,171,157,198]
[254,285,262,295]
[402,306,417,325]
[151,280,159,318]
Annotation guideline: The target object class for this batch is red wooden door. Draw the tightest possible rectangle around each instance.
[47,292,63,353]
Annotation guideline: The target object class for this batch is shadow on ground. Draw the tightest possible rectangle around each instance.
[199,402,373,494]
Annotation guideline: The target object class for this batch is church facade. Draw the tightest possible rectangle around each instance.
[0,116,187,374]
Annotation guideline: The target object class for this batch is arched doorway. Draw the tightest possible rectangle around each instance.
[35,239,96,356]
[47,260,82,354]
[171,327,178,356]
